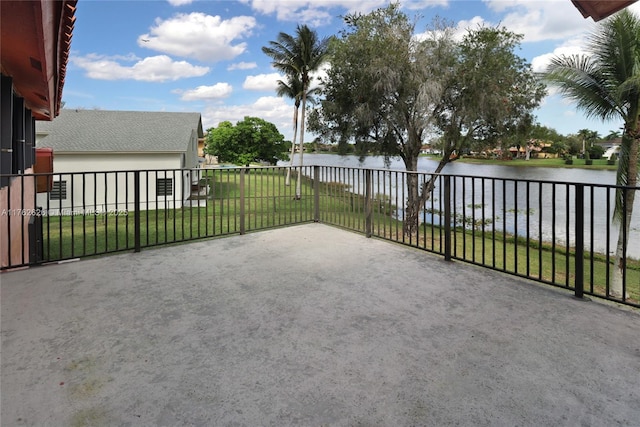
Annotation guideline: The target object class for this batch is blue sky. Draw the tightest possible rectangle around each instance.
[63,0,640,141]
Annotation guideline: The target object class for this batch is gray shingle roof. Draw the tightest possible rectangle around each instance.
[36,109,203,153]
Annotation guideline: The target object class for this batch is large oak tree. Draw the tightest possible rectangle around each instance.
[309,3,545,233]
[204,117,288,166]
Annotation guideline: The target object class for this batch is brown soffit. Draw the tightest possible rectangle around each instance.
[571,0,638,21]
[1,0,78,121]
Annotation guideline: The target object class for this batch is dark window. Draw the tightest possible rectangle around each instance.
[50,181,67,200]
[12,96,25,174]
[0,74,37,186]
[157,178,173,196]
[24,112,34,169]
[1,75,13,186]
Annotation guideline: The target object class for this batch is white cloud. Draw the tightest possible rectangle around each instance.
[629,3,640,15]
[483,0,592,42]
[483,0,521,13]
[310,64,329,92]
[239,0,354,25]
[403,0,449,10]
[241,68,326,94]
[238,0,440,25]
[72,54,209,82]
[531,37,587,73]
[416,1,594,44]
[175,83,233,101]
[414,16,487,44]
[138,13,257,62]
[228,62,258,71]
[343,0,387,15]
[167,0,193,5]
[202,96,295,138]
[243,73,282,91]
[455,15,489,33]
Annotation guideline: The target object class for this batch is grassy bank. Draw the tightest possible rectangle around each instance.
[431,155,619,170]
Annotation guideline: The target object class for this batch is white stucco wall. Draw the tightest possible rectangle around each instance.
[51,152,183,172]
[36,153,202,214]
[184,130,200,169]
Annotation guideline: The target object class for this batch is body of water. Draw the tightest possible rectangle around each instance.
[285,154,639,258]
[294,153,617,184]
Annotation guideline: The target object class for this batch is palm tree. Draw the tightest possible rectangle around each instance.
[605,130,622,140]
[276,76,303,186]
[263,25,330,198]
[275,75,320,186]
[543,10,640,298]
[576,128,599,157]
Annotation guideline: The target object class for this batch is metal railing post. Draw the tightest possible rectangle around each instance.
[134,170,141,252]
[365,168,372,237]
[574,183,584,298]
[313,166,320,222]
[239,167,246,235]
[444,175,452,261]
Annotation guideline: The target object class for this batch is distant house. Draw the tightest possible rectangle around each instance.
[36,109,206,213]
[603,145,621,160]
[596,137,622,151]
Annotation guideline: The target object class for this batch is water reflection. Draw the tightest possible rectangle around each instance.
[296,154,638,258]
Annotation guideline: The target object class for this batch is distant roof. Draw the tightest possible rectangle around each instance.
[37,109,203,153]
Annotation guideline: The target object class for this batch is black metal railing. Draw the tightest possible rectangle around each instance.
[1,165,638,308]
[1,167,314,267]
[314,166,639,308]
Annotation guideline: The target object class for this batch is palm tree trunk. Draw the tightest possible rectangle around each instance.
[610,133,638,298]
[285,106,299,186]
[611,209,633,298]
[295,94,307,199]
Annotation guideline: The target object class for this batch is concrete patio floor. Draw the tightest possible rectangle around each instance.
[1,223,640,426]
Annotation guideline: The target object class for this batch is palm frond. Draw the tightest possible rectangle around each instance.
[542,8,640,226]
[544,54,623,121]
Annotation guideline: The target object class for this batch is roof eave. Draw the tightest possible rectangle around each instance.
[0,0,77,120]
[571,0,638,21]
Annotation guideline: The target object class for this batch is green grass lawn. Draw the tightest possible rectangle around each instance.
[42,167,316,260]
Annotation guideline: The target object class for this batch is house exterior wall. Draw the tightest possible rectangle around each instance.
[50,152,182,172]
[198,137,206,158]
[35,153,201,214]
[1,75,38,269]
[184,129,200,169]
[0,169,36,268]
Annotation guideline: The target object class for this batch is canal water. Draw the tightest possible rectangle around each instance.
[292,154,639,258]
[298,153,616,184]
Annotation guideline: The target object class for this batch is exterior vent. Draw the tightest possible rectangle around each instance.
[30,57,42,71]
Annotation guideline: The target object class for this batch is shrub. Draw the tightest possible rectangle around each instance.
[588,145,605,160]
